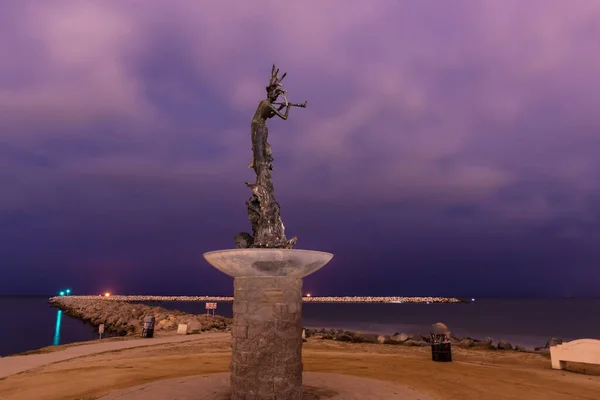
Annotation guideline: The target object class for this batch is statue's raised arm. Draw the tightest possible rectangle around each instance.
[235,65,307,249]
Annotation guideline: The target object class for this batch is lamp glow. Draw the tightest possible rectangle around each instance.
[53,310,62,346]
[104,292,111,297]
[59,291,65,296]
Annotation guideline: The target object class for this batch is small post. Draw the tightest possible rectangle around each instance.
[98,324,105,340]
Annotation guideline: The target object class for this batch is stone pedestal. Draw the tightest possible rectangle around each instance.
[203,249,333,400]
[231,277,303,399]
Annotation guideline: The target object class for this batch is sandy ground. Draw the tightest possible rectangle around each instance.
[0,333,598,400]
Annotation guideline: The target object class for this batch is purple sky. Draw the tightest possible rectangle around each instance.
[1,0,599,297]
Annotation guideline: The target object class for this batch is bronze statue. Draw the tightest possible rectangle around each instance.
[235,65,306,249]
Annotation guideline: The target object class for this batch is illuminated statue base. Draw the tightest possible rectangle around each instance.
[203,249,333,400]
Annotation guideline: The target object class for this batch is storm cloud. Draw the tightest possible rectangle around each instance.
[1,0,599,296]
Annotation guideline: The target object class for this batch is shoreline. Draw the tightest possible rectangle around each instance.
[47,297,558,356]
[51,294,466,303]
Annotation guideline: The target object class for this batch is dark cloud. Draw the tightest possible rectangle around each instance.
[1,0,599,296]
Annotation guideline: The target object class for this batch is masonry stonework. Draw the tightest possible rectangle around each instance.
[230,276,303,400]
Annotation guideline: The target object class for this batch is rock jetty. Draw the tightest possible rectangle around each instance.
[302,296,464,304]
[304,328,553,354]
[57,295,464,304]
[49,297,231,336]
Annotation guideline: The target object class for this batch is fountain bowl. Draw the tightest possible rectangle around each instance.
[203,248,333,278]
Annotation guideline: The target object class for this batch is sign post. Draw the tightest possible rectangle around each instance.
[205,302,217,316]
[98,323,105,339]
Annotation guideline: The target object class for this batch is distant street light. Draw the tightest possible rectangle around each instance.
[65,289,71,295]
[104,292,111,297]
[59,291,65,296]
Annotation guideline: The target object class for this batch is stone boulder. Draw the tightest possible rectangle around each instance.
[352,332,380,344]
[497,340,513,350]
[131,308,143,318]
[126,319,141,333]
[471,337,495,350]
[389,333,409,343]
[403,339,429,347]
[409,333,429,343]
[336,333,353,342]
[545,337,563,348]
[188,320,202,334]
[377,335,387,344]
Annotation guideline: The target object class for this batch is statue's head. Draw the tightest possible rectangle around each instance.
[267,64,287,102]
[266,83,285,102]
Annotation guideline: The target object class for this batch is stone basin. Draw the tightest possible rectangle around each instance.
[203,249,333,278]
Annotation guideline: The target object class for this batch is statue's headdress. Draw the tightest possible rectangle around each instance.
[266,64,287,98]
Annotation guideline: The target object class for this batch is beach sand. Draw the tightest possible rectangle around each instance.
[0,333,598,400]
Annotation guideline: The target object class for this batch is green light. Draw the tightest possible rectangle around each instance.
[65,289,71,294]
[59,291,65,296]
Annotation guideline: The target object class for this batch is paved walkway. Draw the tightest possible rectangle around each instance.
[0,334,217,379]
[99,372,433,400]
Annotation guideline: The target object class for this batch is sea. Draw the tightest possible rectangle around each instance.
[1,296,599,357]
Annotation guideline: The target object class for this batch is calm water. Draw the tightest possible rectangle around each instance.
[1,296,599,356]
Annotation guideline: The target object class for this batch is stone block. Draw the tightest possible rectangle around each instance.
[176,324,188,335]
[273,303,288,319]
[187,320,201,333]
[273,362,303,376]
[251,305,276,322]
[232,350,274,366]
[231,325,248,339]
[232,312,250,326]
[231,337,252,352]
[232,301,248,314]
[275,319,295,331]
[287,302,300,314]
[262,289,285,303]
[273,352,301,366]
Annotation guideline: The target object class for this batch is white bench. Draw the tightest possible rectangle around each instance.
[550,339,600,370]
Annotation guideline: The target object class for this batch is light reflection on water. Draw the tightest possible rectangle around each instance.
[53,309,62,346]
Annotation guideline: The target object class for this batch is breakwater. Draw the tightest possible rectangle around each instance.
[49,297,231,336]
[303,328,560,354]
[59,295,464,304]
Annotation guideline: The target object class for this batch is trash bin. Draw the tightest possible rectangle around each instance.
[430,322,452,362]
[142,316,155,338]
